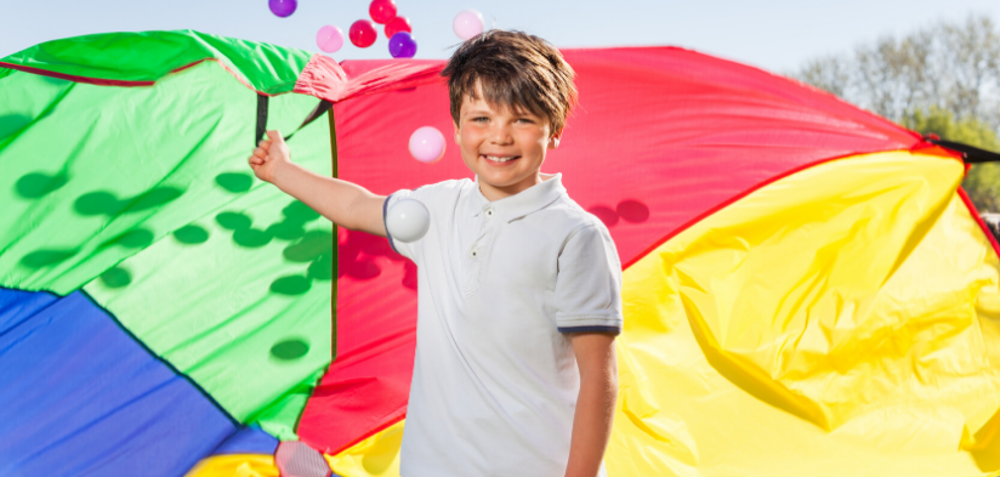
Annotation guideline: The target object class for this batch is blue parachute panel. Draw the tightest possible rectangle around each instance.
[0,288,237,476]
[212,425,280,455]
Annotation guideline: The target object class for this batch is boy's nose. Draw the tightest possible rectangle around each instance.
[489,126,513,145]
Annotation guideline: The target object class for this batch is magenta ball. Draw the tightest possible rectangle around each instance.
[316,25,345,53]
[369,0,397,24]
[268,0,297,17]
[384,16,412,39]
[389,32,417,59]
[349,20,378,48]
[453,10,484,40]
[409,126,446,163]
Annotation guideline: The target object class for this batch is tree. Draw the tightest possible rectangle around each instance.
[902,106,1000,211]
[793,13,1000,212]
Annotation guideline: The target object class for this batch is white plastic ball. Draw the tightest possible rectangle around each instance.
[386,199,430,243]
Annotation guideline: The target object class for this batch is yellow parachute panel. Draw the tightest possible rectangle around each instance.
[608,150,1000,476]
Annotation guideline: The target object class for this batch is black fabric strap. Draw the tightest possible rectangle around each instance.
[285,100,333,142]
[255,95,269,146]
[925,136,1000,163]
[255,95,333,144]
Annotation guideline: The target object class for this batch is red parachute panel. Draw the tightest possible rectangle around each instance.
[296,46,922,453]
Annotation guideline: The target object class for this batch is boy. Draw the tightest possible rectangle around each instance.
[249,30,622,477]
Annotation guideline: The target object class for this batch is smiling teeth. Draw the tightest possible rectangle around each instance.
[485,155,516,162]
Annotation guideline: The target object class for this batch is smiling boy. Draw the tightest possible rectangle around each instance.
[249,30,622,477]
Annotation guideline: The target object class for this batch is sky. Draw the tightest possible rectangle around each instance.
[3,0,1000,74]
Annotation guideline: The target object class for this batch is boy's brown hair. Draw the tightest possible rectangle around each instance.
[441,30,577,135]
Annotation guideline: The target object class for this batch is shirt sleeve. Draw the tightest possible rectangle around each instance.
[554,222,624,335]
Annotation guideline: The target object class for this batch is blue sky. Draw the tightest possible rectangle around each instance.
[4,0,1000,73]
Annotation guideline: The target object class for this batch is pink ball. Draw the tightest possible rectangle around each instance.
[369,0,397,24]
[453,10,484,40]
[384,16,412,39]
[409,126,446,163]
[349,20,378,48]
[316,25,344,53]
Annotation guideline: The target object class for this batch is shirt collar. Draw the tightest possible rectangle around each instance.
[471,173,566,222]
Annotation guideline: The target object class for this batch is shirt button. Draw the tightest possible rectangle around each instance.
[485,209,495,217]
[470,250,478,258]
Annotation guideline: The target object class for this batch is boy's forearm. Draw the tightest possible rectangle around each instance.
[272,162,386,236]
[565,337,618,477]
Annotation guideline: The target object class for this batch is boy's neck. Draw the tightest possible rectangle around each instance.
[477,173,555,202]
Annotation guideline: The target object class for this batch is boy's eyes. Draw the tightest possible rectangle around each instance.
[470,117,535,124]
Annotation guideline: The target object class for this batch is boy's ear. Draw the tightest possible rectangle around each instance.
[548,129,562,150]
[454,123,460,144]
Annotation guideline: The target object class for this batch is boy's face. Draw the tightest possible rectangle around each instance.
[454,91,561,201]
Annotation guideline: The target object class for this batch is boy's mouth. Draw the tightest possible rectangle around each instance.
[481,154,520,164]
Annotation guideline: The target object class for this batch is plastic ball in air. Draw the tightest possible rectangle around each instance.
[316,25,345,53]
[409,126,445,163]
[369,0,397,24]
[349,20,378,48]
[385,16,412,39]
[386,199,430,243]
[453,10,484,40]
[268,0,297,17]
[389,32,418,59]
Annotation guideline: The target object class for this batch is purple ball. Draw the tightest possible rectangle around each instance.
[388,32,417,59]
[269,0,297,18]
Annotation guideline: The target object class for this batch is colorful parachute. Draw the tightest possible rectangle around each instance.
[2,30,999,476]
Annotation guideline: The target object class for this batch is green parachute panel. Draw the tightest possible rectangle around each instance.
[0,56,332,440]
[0,30,312,95]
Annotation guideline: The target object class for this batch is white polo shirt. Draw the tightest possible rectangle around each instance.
[384,174,622,477]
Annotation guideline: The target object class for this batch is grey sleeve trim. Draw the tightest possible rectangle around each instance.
[557,325,621,335]
[383,195,399,254]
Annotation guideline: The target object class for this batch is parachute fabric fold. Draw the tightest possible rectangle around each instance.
[184,454,279,477]
[0,30,334,463]
[296,47,1000,476]
[0,30,311,93]
[294,45,928,453]
[0,288,236,476]
[4,29,1000,477]
[608,150,1000,475]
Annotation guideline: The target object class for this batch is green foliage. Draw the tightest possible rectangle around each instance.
[903,106,1000,212]
[903,106,1000,149]
[794,13,1000,213]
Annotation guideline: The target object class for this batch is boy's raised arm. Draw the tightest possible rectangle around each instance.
[248,130,387,237]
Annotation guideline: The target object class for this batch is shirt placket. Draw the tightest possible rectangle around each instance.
[462,204,498,299]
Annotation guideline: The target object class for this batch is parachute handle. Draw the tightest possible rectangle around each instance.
[924,135,1000,163]
[256,95,334,145]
